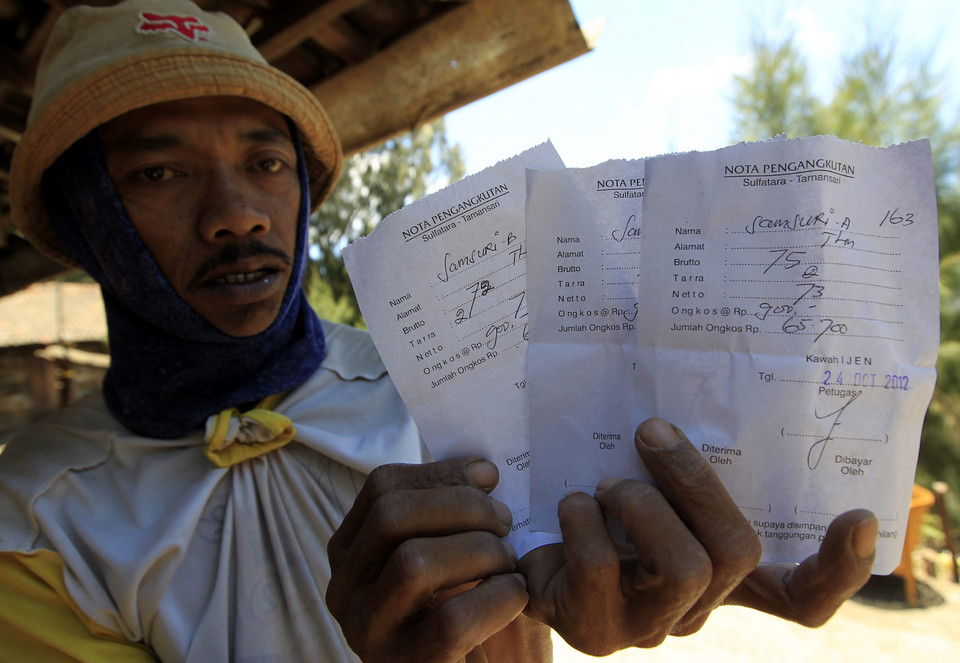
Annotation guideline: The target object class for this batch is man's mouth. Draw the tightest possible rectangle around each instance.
[198,264,285,306]
[214,270,270,285]
[192,240,293,287]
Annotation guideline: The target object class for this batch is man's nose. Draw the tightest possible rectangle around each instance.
[197,167,271,241]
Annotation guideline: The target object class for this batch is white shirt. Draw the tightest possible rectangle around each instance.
[0,321,426,662]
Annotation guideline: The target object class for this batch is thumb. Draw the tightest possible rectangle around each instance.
[725,509,877,626]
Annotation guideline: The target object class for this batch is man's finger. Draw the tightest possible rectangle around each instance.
[633,419,761,621]
[409,572,529,662]
[725,509,878,626]
[593,478,711,599]
[329,457,499,556]
[593,478,714,646]
[518,492,621,636]
[360,531,519,646]
[557,491,624,604]
[330,485,512,587]
[634,419,746,532]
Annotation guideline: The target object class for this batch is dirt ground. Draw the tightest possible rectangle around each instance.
[552,571,960,662]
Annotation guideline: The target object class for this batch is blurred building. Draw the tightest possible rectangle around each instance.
[0,281,108,439]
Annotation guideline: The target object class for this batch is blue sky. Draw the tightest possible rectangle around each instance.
[445,0,960,173]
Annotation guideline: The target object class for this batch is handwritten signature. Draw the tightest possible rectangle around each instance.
[807,391,860,469]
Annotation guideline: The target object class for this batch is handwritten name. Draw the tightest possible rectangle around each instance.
[611,214,641,242]
[437,236,499,283]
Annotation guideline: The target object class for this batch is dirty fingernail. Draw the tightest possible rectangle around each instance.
[637,418,684,449]
[852,515,879,561]
[466,459,499,492]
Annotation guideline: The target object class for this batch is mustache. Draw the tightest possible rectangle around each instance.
[192,240,293,284]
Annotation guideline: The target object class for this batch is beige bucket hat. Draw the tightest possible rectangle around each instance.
[10,0,343,267]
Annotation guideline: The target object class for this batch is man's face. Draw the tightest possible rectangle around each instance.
[99,96,301,337]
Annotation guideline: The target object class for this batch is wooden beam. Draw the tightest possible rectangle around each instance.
[256,0,368,63]
[311,17,370,65]
[0,105,25,143]
[310,0,594,156]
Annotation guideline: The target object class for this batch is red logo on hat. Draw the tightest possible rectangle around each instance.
[137,12,211,42]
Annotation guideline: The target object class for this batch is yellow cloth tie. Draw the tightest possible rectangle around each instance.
[202,394,295,468]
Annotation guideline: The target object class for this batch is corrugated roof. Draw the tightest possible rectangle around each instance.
[0,281,106,347]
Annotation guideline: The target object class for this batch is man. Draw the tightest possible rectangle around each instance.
[0,1,878,661]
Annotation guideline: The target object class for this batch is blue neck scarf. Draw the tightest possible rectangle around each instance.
[41,126,326,439]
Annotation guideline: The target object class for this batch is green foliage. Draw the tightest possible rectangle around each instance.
[734,36,960,194]
[304,118,465,326]
[732,32,960,531]
[732,34,820,140]
[921,340,960,525]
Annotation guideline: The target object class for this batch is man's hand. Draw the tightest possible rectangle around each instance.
[325,458,533,662]
[519,418,878,656]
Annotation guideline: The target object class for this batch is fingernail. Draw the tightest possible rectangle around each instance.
[637,418,685,449]
[596,476,624,493]
[493,499,513,527]
[466,459,499,492]
[501,539,518,562]
[852,516,879,561]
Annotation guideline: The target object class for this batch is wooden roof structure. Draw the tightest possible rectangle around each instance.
[0,0,598,295]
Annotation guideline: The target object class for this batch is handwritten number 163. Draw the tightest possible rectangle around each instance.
[880,208,914,227]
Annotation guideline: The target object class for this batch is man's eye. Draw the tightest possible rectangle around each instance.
[136,166,175,182]
[257,158,286,173]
